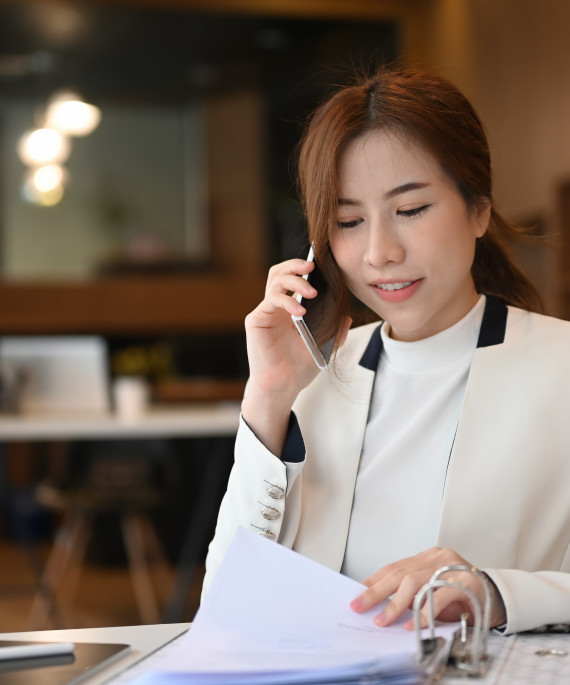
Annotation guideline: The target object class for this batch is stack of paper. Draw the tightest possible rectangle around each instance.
[133,527,458,684]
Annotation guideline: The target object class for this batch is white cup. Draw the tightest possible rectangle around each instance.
[113,376,149,420]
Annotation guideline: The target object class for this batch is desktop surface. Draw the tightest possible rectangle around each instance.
[0,624,569,684]
[0,625,189,685]
[0,403,241,441]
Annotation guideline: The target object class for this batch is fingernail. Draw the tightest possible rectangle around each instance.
[404,620,414,631]
[374,611,388,626]
[350,597,363,611]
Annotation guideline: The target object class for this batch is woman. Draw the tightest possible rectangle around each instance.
[203,67,570,635]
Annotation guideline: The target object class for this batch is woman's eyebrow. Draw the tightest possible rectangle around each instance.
[384,181,430,199]
[338,182,431,207]
[337,198,360,207]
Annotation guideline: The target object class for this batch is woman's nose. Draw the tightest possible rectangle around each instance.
[364,222,405,266]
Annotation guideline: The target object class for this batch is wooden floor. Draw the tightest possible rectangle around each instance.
[0,536,204,633]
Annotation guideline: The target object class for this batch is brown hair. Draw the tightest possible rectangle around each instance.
[297,67,543,347]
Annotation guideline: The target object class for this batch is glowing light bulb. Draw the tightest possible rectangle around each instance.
[33,164,65,192]
[45,92,101,136]
[17,127,70,165]
[21,165,67,206]
[21,176,64,206]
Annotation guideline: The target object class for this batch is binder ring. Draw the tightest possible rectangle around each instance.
[429,564,492,654]
[413,579,483,674]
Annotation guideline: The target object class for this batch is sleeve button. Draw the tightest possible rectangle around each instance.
[255,529,275,540]
[261,506,280,521]
[266,484,285,499]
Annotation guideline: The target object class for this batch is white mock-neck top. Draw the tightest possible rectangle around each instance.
[341,296,486,581]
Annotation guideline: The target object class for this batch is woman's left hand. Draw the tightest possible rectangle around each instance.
[349,547,506,630]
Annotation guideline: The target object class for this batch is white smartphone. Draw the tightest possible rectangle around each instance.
[291,246,334,370]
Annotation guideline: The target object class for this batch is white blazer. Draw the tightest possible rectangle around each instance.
[204,297,570,634]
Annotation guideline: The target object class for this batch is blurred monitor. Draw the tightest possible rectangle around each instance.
[0,336,110,414]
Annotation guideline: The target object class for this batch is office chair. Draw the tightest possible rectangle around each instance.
[29,439,173,629]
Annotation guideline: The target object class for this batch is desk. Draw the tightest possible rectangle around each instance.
[0,403,241,441]
[0,625,569,684]
[0,403,241,623]
[0,623,190,684]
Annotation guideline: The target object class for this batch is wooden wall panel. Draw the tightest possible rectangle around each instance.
[0,274,265,334]
[206,91,268,275]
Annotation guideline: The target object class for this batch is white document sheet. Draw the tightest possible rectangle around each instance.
[134,527,458,684]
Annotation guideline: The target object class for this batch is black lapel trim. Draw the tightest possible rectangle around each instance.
[358,295,507,371]
[358,324,383,370]
[476,295,508,348]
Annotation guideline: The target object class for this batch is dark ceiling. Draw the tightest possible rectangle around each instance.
[0,1,398,106]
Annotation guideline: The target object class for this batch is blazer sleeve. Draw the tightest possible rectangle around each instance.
[484,566,570,634]
[201,415,305,599]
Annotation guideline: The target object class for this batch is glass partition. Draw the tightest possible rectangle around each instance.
[0,1,397,280]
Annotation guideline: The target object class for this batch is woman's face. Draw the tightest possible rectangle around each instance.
[330,131,490,342]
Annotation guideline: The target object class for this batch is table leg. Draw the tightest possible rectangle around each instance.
[162,438,232,623]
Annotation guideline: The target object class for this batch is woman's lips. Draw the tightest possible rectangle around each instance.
[372,279,422,303]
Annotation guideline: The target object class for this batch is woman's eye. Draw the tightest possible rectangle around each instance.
[398,204,432,218]
[336,218,363,229]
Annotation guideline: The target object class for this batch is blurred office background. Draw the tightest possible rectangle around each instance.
[0,0,569,631]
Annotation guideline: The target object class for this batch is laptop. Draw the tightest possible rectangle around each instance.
[0,336,110,414]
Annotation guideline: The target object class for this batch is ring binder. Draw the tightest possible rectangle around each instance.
[430,564,492,655]
[414,564,493,678]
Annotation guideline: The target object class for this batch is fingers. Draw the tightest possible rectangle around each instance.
[244,260,313,327]
[349,548,502,630]
[252,291,305,321]
[354,573,471,630]
[266,259,316,301]
[351,550,443,615]
[250,259,316,322]
[363,571,428,627]
[404,587,472,631]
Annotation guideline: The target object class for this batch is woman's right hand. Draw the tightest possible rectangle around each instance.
[241,258,339,456]
[245,258,321,397]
